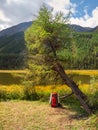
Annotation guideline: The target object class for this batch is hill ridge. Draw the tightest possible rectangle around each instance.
[0,22,97,69]
[0,22,98,38]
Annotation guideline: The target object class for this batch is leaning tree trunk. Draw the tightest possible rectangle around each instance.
[54,62,92,115]
[48,40,92,115]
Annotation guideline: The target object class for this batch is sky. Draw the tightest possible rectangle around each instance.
[0,0,98,31]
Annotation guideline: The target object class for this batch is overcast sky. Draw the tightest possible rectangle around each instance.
[0,0,98,31]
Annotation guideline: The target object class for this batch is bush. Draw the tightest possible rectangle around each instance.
[0,89,7,101]
[23,86,39,100]
[88,76,98,108]
[88,91,98,109]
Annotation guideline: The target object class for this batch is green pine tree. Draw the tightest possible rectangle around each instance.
[25,5,92,114]
[25,5,71,86]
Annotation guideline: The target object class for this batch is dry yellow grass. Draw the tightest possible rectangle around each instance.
[0,70,27,73]
[66,70,98,76]
[0,101,98,130]
[0,69,98,75]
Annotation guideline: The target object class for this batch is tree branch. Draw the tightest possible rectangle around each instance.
[59,91,74,99]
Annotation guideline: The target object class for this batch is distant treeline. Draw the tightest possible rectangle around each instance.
[58,32,98,69]
[0,54,26,69]
[0,30,98,70]
[0,32,26,69]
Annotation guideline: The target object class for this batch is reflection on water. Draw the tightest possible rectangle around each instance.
[0,72,98,86]
[68,74,98,85]
[0,73,22,85]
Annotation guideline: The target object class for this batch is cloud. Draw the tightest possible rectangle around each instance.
[47,0,77,15]
[0,0,98,30]
[0,10,11,22]
[0,0,45,30]
[0,0,74,30]
[70,7,98,27]
[47,0,70,13]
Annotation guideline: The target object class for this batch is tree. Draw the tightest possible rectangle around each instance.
[25,5,92,114]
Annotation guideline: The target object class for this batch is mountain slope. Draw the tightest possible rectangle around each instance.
[0,22,31,69]
[92,26,98,32]
[0,22,97,69]
[0,22,97,38]
[0,21,32,38]
[0,32,26,69]
[0,32,25,54]
[70,24,93,32]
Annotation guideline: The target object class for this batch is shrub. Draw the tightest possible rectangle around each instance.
[23,86,39,100]
[0,89,7,101]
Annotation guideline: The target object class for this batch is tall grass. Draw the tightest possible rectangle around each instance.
[0,70,98,104]
[0,85,24,100]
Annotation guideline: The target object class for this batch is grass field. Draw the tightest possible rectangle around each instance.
[0,101,98,130]
[0,70,98,129]
[0,70,98,101]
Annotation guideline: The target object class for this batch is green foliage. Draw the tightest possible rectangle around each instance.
[23,86,39,100]
[70,32,98,69]
[88,76,98,108]
[58,32,98,69]
[0,89,7,101]
[25,5,71,86]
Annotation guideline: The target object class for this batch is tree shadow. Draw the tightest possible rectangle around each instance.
[58,93,98,119]
[60,96,90,117]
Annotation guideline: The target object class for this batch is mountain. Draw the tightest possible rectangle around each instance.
[0,21,32,38]
[70,24,94,32]
[0,22,33,69]
[92,26,98,32]
[0,21,33,54]
[0,22,97,69]
[0,22,97,54]
[0,32,25,54]
[0,22,97,38]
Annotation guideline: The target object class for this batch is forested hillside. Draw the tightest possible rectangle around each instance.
[0,32,26,69]
[0,22,97,69]
[59,31,98,69]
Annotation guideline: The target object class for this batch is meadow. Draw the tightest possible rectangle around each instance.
[0,70,98,130]
[0,70,98,101]
[0,100,98,130]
